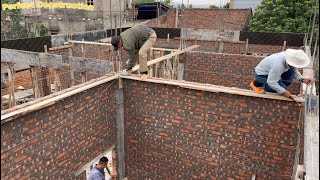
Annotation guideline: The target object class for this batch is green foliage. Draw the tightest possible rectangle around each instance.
[1,0,29,40]
[29,22,49,37]
[223,2,230,9]
[1,0,49,40]
[249,0,319,33]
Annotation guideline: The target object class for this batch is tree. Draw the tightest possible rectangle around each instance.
[249,0,319,33]
[209,5,219,9]
[1,0,29,40]
[223,2,230,9]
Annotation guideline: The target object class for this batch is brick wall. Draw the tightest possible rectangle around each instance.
[156,38,300,55]
[181,52,301,94]
[123,79,301,179]
[1,81,117,179]
[1,68,55,96]
[35,67,51,97]
[148,9,251,31]
[1,70,33,96]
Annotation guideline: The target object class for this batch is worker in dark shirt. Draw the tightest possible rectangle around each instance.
[111,24,157,79]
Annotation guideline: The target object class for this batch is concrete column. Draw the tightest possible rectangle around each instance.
[218,40,224,53]
[115,80,125,180]
[1,73,6,88]
[178,63,184,80]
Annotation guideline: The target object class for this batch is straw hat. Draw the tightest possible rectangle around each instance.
[285,49,310,68]
[17,86,25,90]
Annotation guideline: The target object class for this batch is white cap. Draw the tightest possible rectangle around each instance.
[285,49,310,68]
[17,86,25,90]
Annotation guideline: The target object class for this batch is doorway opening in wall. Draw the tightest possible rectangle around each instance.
[74,146,115,179]
[87,0,94,6]
[85,150,114,179]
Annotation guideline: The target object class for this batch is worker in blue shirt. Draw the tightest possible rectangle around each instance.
[250,49,313,100]
[88,157,114,180]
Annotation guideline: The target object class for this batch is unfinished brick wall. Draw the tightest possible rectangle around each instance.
[156,38,300,54]
[123,79,301,179]
[1,70,33,95]
[34,67,51,97]
[1,81,117,179]
[148,9,251,31]
[181,52,301,94]
[224,42,301,55]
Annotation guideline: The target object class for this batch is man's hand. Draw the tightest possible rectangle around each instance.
[300,78,313,85]
[281,90,295,100]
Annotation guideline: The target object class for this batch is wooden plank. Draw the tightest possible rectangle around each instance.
[149,65,153,77]
[54,69,61,92]
[69,40,112,46]
[151,47,179,52]
[43,47,52,94]
[282,41,287,51]
[7,64,16,107]
[81,72,87,83]
[49,44,74,51]
[68,48,75,86]
[30,67,40,98]
[131,45,199,72]
[121,75,305,103]
[1,75,119,122]
[245,39,249,54]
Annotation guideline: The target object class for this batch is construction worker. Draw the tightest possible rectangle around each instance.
[250,49,313,100]
[87,157,114,180]
[111,24,157,79]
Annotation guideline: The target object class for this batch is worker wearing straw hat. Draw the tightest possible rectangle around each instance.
[250,49,314,100]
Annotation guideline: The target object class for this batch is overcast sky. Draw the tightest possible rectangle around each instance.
[171,0,228,6]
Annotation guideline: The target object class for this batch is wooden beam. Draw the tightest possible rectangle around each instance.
[54,69,61,92]
[69,40,112,46]
[7,64,16,108]
[121,75,305,103]
[49,44,74,51]
[151,47,179,52]
[245,39,249,54]
[30,67,40,98]
[68,40,180,52]
[1,75,119,122]
[81,72,87,83]
[67,49,75,87]
[131,45,199,72]
[282,41,287,51]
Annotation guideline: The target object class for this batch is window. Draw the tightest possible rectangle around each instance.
[87,0,94,6]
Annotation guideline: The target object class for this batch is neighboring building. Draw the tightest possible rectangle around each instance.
[230,0,262,14]
[136,2,170,20]
[22,0,128,34]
